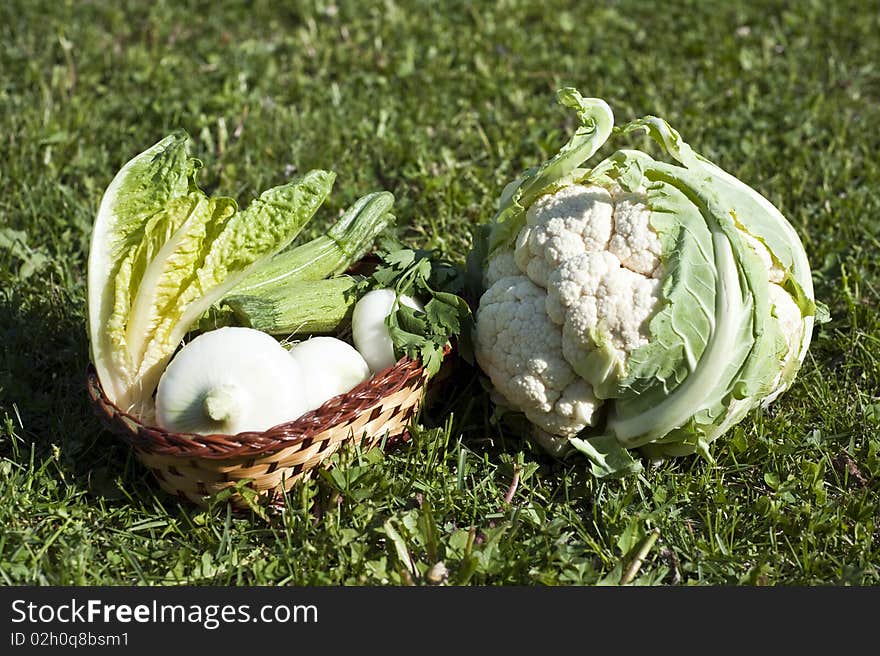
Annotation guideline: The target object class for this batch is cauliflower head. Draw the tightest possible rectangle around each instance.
[473,89,822,477]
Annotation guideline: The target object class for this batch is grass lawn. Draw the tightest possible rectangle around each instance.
[1,0,879,586]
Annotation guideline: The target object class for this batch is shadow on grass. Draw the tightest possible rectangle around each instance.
[0,286,163,506]
[418,356,581,473]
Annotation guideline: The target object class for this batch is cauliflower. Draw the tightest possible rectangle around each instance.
[472,88,822,477]
[513,184,615,286]
[477,184,664,431]
[483,250,519,288]
[475,274,597,437]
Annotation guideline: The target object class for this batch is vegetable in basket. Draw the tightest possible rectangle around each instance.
[87,130,335,419]
[152,251,465,436]
[86,131,471,508]
[352,288,424,373]
[156,330,374,434]
[288,336,371,412]
[88,129,470,438]
[204,191,395,335]
[469,88,827,478]
[155,326,307,435]
[356,248,473,378]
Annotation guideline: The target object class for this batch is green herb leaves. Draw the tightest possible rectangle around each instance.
[359,249,471,377]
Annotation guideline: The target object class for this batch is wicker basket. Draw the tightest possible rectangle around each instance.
[86,352,434,510]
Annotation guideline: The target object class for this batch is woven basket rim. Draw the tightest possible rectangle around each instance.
[86,349,439,461]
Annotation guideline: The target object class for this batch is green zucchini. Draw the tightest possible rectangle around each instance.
[224,275,359,336]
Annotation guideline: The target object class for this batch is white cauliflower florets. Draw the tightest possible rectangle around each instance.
[483,250,519,288]
[549,252,661,385]
[475,183,663,436]
[521,185,662,387]
[474,276,599,437]
[608,192,663,277]
[513,184,614,287]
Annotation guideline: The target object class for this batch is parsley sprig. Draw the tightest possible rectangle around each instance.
[356,249,472,377]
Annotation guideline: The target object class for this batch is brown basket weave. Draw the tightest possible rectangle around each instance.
[86,352,434,510]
